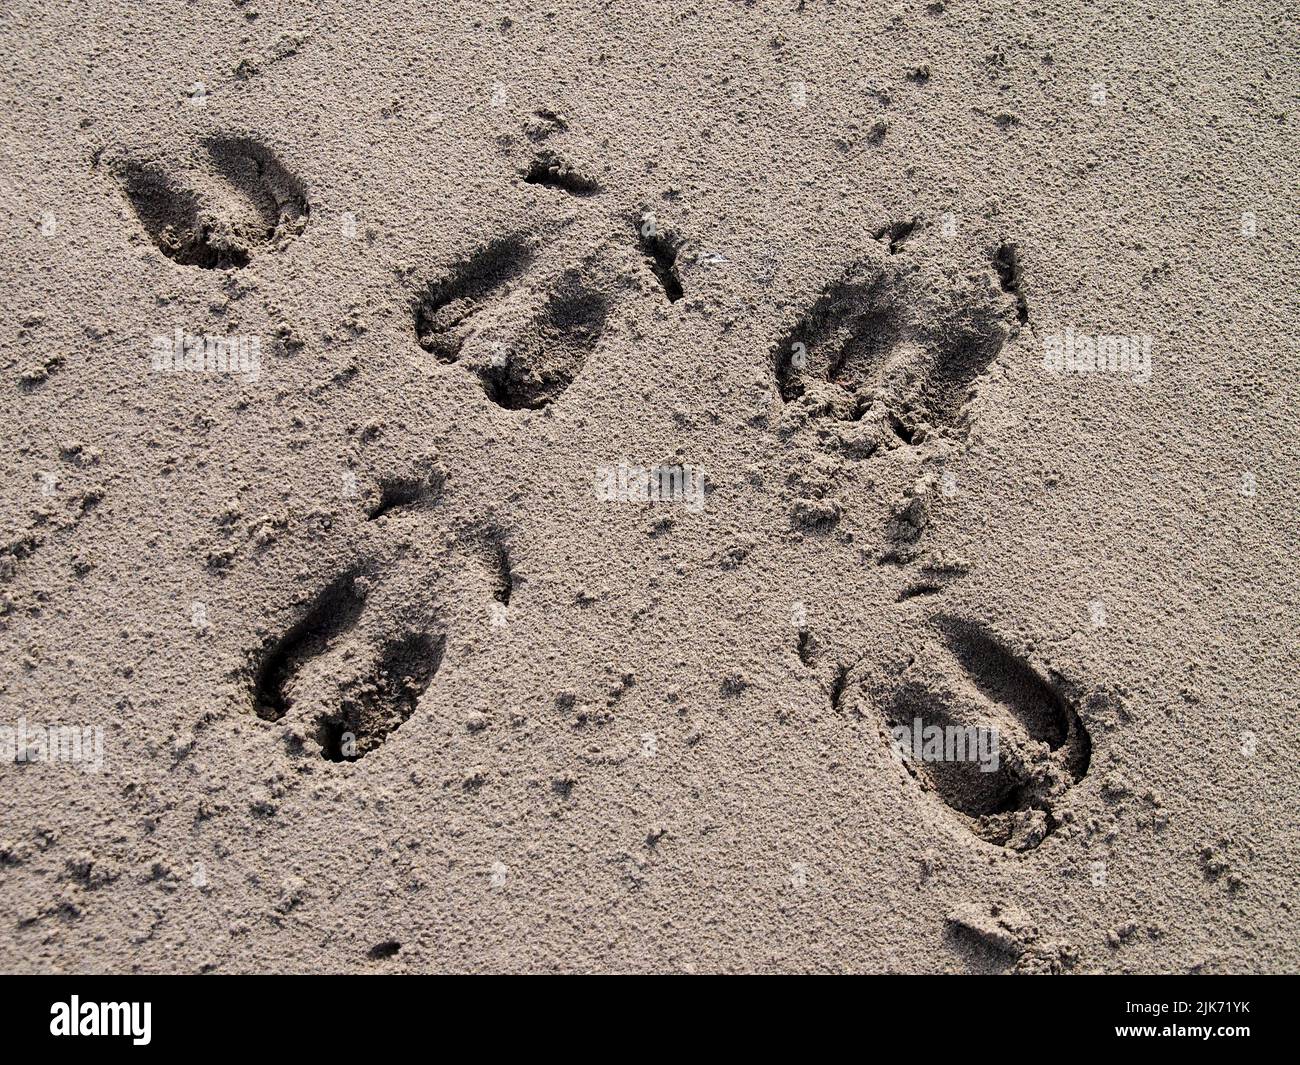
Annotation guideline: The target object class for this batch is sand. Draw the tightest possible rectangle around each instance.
[0,0,1296,974]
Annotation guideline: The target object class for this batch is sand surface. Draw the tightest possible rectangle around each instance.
[1,0,1296,973]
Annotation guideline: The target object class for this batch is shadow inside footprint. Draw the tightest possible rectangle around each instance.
[117,164,229,268]
[774,254,1013,444]
[884,678,1023,818]
[859,615,1091,851]
[901,321,1009,434]
[252,570,445,761]
[481,272,609,410]
[317,631,445,762]
[112,137,308,269]
[253,570,367,722]
[936,619,1080,759]
[204,136,309,241]
[633,214,684,303]
[414,235,537,362]
[775,266,901,404]
[522,150,602,197]
[366,468,445,521]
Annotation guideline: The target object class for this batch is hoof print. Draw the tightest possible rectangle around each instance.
[415,234,611,411]
[773,250,1014,447]
[481,271,609,410]
[366,467,445,521]
[855,615,1090,851]
[116,165,217,267]
[253,570,368,723]
[414,235,537,363]
[252,569,445,762]
[316,631,444,762]
[113,137,308,269]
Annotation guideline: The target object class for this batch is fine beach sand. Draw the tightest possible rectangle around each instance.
[1,0,1296,973]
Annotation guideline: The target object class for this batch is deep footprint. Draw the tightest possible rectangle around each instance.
[252,570,445,761]
[414,234,537,362]
[112,137,308,269]
[317,631,445,762]
[850,615,1090,851]
[481,271,609,410]
[253,570,368,723]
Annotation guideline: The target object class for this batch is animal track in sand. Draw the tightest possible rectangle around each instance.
[252,568,369,725]
[247,464,522,764]
[522,149,602,197]
[238,120,680,765]
[110,137,309,269]
[365,471,444,521]
[414,234,539,363]
[632,213,685,303]
[251,567,445,762]
[481,267,613,410]
[773,249,1014,449]
[776,226,1096,851]
[846,614,1091,852]
[770,218,1025,570]
[412,237,616,411]
[412,142,684,411]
